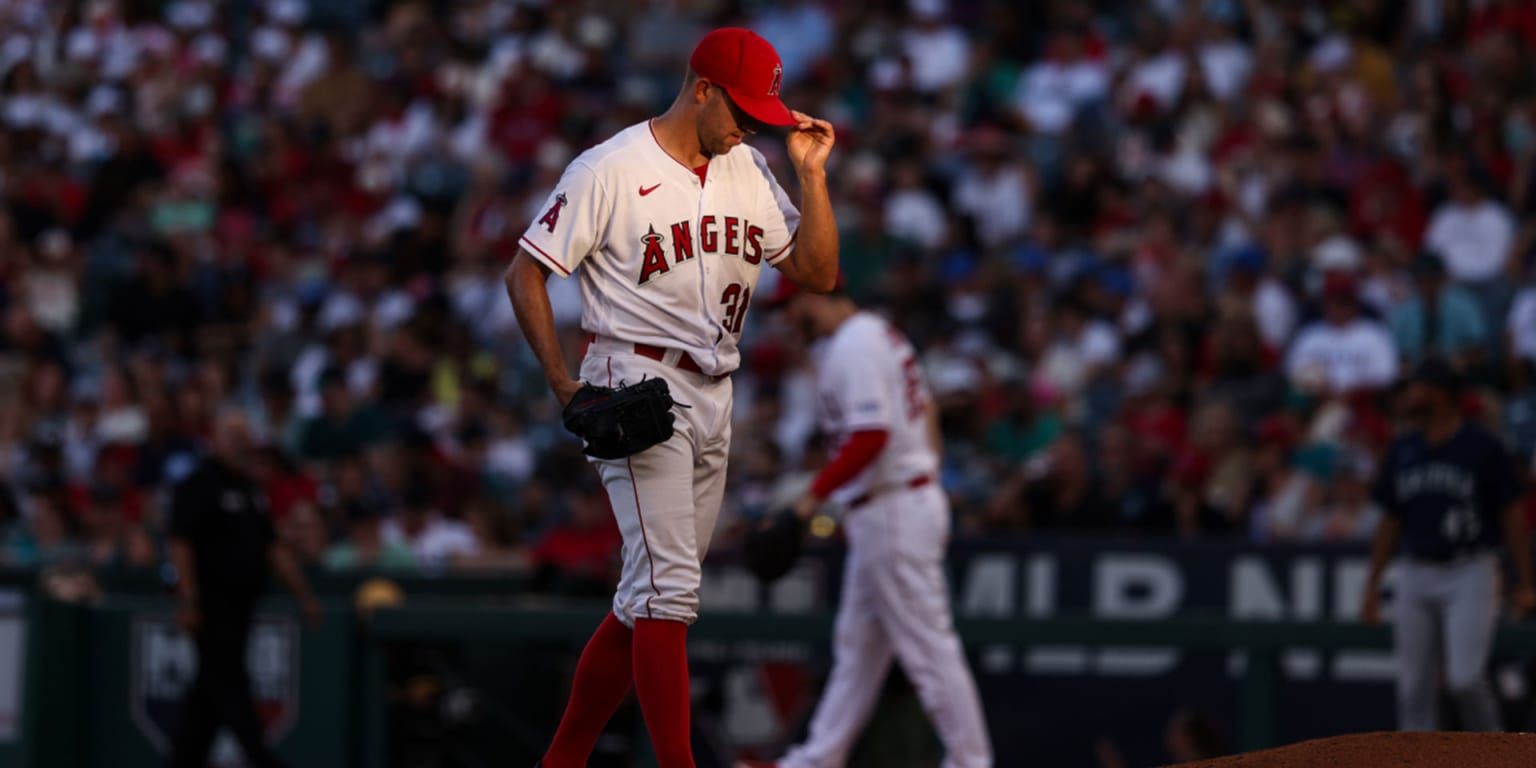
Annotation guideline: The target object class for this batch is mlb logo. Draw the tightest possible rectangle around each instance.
[129,615,300,763]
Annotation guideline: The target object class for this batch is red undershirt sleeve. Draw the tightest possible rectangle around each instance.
[810,429,890,500]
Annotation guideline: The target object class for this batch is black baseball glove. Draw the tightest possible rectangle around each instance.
[742,507,806,583]
[562,377,682,460]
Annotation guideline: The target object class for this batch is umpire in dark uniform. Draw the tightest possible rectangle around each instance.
[1361,358,1536,731]
[167,409,320,768]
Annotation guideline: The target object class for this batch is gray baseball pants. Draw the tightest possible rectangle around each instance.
[1393,553,1502,732]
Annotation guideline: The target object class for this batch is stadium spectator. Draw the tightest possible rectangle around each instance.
[380,478,478,570]
[451,495,530,572]
[296,367,389,464]
[324,500,416,572]
[1387,251,1490,367]
[1285,272,1399,396]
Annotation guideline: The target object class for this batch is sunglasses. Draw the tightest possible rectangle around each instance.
[711,83,766,135]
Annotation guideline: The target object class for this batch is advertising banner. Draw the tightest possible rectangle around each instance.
[697,537,1534,767]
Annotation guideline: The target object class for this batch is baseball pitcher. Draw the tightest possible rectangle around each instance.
[505,28,839,768]
[1361,359,1535,731]
[742,281,992,768]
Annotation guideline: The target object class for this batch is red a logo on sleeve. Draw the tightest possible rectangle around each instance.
[538,193,568,233]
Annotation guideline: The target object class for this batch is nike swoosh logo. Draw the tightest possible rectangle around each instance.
[639,184,661,196]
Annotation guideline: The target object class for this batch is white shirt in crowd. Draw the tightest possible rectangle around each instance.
[901,22,971,94]
[952,164,1031,250]
[1253,279,1299,350]
[1425,199,1515,283]
[382,516,480,568]
[1511,288,1536,365]
[1285,318,1400,394]
[1125,50,1186,110]
[1010,57,1110,134]
[884,187,948,251]
[1198,39,1253,103]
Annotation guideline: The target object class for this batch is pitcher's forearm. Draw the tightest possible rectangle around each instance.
[506,250,574,389]
[169,539,198,604]
[786,170,838,290]
[1365,517,1400,587]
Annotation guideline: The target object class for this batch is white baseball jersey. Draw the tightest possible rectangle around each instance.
[520,121,801,376]
[814,311,939,504]
[785,313,994,768]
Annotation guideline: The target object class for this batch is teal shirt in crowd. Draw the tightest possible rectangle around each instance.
[323,541,418,571]
[1387,287,1489,363]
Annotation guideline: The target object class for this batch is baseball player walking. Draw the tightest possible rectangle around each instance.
[505,28,838,768]
[742,282,992,768]
[1361,359,1536,731]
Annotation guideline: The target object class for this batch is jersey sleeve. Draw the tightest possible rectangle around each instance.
[1372,442,1399,514]
[519,161,608,278]
[1481,437,1521,513]
[168,476,202,541]
[822,338,894,433]
[748,149,801,267]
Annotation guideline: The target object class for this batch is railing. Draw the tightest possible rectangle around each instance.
[359,599,1536,759]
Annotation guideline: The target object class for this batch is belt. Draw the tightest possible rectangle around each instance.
[1410,549,1491,566]
[848,475,933,510]
[587,334,723,380]
[632,342,709,375]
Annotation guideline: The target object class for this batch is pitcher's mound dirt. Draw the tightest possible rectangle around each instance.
[1165,731,1536,767]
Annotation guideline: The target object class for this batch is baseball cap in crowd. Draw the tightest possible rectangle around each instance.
[1321,271,1358,302]
[689,28,797,128]
[1410,357,1462,396]
[1224,245,1266,276]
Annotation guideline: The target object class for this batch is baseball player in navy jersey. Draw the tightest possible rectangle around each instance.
[1361,359,1536,731]
[505,28,838,768]
[739,282,992,768]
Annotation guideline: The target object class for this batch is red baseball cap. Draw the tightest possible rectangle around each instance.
[689,28,796,128]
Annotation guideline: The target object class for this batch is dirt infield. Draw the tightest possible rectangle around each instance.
[1165,732,1536,767]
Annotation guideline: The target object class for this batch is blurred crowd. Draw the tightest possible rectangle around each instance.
[1,0,1535,579]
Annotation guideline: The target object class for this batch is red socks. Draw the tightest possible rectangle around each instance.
[633,618,694,768]
[541,613,634,768]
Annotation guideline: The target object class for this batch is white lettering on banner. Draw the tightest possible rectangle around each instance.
[0,609,23,741]
[1335,651,1399,680]
[710,548,1402,682]
[701,569,759,611]
[1093,556,1181,675]
[1095,555,1183,618]
[768,569,818,613]
[961,555,1016,616]
[1227,651,1323,679]
[1231,558,1286,619]
[1025,646,1089,674]
[1334,561,1397,680]
[963,555,1018,673]
[143,624,196,699]
[723,667,779,743]
[980,646,1013,673]
[1025,556,1056,617]
[1334,560,1398,620]
[1229,557,1323,679]
[1097,649,1179,675]
[130,616,300,753]
[1292,559,1324,618]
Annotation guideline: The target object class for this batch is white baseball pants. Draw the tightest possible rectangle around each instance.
[780,483,992,768]
[581,344,732,627]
